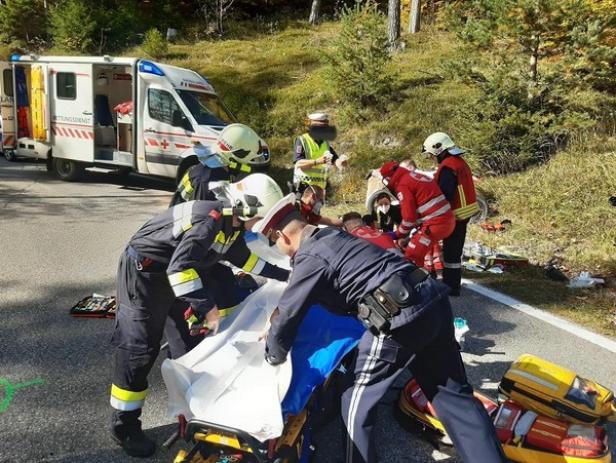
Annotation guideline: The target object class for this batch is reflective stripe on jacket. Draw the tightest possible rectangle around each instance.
[435,156,479,221]
[292,133,329,189]
[387,168,454,238]
[128,200,288,314]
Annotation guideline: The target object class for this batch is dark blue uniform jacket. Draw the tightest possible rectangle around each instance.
[266,227,418,361]
[129,200,289,315]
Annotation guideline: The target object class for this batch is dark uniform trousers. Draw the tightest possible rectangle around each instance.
[110,250,238,437]
[442,219,468,295]
[341,278,506,463]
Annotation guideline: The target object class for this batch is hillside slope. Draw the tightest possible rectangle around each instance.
[133,22,615,278]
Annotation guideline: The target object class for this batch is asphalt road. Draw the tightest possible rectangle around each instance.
[1,159,614,463]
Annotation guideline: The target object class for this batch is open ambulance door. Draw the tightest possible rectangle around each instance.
[48,63,94,180]
[0,62,16,159]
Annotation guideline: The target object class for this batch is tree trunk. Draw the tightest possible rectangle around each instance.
[309,0,321,25]
[218,0,224,35]
[388,0,400,46]
[529,42,539,82]
[409,0,420,33]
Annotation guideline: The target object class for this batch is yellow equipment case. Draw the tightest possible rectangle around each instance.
[398,379,613,463]
[499,354,616,425]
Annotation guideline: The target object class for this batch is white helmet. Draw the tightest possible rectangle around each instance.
[216,123,271,167]
[422,132,465,157]
[227,173,283,220]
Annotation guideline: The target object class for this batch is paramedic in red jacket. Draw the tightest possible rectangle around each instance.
[379,160,455,269]
[423,132,479,296]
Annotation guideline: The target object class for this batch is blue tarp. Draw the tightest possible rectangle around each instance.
[281,305,365,415]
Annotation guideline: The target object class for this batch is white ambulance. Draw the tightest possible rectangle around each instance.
[0,55,246,181]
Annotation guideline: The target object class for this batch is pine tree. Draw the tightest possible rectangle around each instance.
[0,0,48,45]
[324,1,393,112]
[50,0,98,53]
[445,0,616,173]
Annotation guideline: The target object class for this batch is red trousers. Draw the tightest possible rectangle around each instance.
[405,220,455,268]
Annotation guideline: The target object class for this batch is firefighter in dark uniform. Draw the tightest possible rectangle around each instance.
[167,124,272,339]
[110,174,288,458]
[423,132,479,296]
[253,194,507,463]
[169,123,271,207]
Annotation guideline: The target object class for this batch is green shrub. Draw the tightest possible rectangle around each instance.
[142,28,168,59]
[323,1,393,114]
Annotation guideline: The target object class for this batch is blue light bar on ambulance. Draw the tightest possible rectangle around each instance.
[138,60,165,76]
[10,54,21,62]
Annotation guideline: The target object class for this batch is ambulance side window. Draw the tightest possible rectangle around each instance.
[57,72,76,100]
[3,70,13,97]
[148,89,181,126]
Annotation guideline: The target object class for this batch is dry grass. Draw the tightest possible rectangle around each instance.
[469,139,616,275]
[124,20,615,334]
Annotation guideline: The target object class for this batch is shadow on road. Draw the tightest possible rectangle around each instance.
[0,158,174,222]
[0,279,177,462]
[0,157,175,193]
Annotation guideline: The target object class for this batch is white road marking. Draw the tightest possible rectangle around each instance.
[462,279,616,354]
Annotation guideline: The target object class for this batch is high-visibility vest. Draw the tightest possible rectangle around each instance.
[435,156,479,221]
[293,133,330,189]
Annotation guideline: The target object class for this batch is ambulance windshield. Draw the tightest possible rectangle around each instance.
[177,90,236,126]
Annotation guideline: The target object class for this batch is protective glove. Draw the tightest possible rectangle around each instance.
[322,151,334,165]
[335,154,349,169]
[397,237,410,250]
[184,307,220,336]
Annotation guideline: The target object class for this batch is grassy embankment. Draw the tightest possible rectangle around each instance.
[128,21,615,336]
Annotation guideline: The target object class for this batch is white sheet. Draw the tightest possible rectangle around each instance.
[161,281,293,442]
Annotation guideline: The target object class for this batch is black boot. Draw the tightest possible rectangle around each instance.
[112,428,156,458]
[112,409,156,457]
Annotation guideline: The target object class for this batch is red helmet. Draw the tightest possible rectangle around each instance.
[379,161,399,189]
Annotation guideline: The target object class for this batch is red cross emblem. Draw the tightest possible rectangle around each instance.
[161,139,169,150]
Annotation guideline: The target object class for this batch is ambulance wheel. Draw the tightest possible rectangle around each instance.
[3,149,17,162]
[53,158,84,181]
[115,167,131,180]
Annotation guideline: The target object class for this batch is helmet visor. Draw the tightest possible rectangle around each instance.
[202,155,225,168]
[448,146,465,155]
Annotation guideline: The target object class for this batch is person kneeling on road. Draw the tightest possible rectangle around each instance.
[109,174,289,458]
[253,194,507,463]
[379,160,455,270]
[170,123,270,207]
